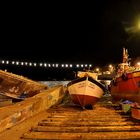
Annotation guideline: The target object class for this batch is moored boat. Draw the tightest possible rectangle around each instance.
[110,48,140,104]
[67,71,105,109]
[131,102,140,120]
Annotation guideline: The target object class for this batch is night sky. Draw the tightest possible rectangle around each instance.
[1,0,140,80]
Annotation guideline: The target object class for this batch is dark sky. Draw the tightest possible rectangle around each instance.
[1,0,140,67]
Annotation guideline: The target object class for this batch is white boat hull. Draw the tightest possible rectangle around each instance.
[67,76,105,108]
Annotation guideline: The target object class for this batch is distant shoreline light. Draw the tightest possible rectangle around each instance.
[0,60,92,69]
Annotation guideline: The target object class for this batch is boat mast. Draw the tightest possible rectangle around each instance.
[123,47,129,63]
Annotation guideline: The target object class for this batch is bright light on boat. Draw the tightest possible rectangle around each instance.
[137,62,140,66]
[109,64,113,68]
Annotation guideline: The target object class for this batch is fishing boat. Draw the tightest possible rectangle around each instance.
[67,71,105,109]
[110,48,140,104]
[0,70,48,99]
[131,102,140,120]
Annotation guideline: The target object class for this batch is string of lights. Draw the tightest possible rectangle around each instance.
[0,60,92,68]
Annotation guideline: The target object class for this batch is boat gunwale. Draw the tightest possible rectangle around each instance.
[67,76,106,92]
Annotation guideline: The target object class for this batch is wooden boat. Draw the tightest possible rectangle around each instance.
[0,70,48,99]
[110,48,140,104]
[67,71,105,109]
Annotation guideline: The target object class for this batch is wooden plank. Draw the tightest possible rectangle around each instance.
[0,85,65,133]
[45,115,124,118]
[32,125,140,132]
[38,121,139,127]
[40,117,129,122]
[22,131,140,139]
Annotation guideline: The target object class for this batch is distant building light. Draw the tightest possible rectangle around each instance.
[61,64,64,67]
[65,64,68,67]
[44,63,47,67]
[33,63,37,66]
[89,64,92,67]
[39,63,43,66]
[16,61,19,65]
[56,64,59,67]
[0,60,95,70]
[12,61,15,64]
[76,64,79,67]
[95,68,99,72]
[6,61,9,64]
[29,62,32,66]
[85,64,88,67]
[25,62,28,65]
[2,60,5,64]
[21,62,24,65]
